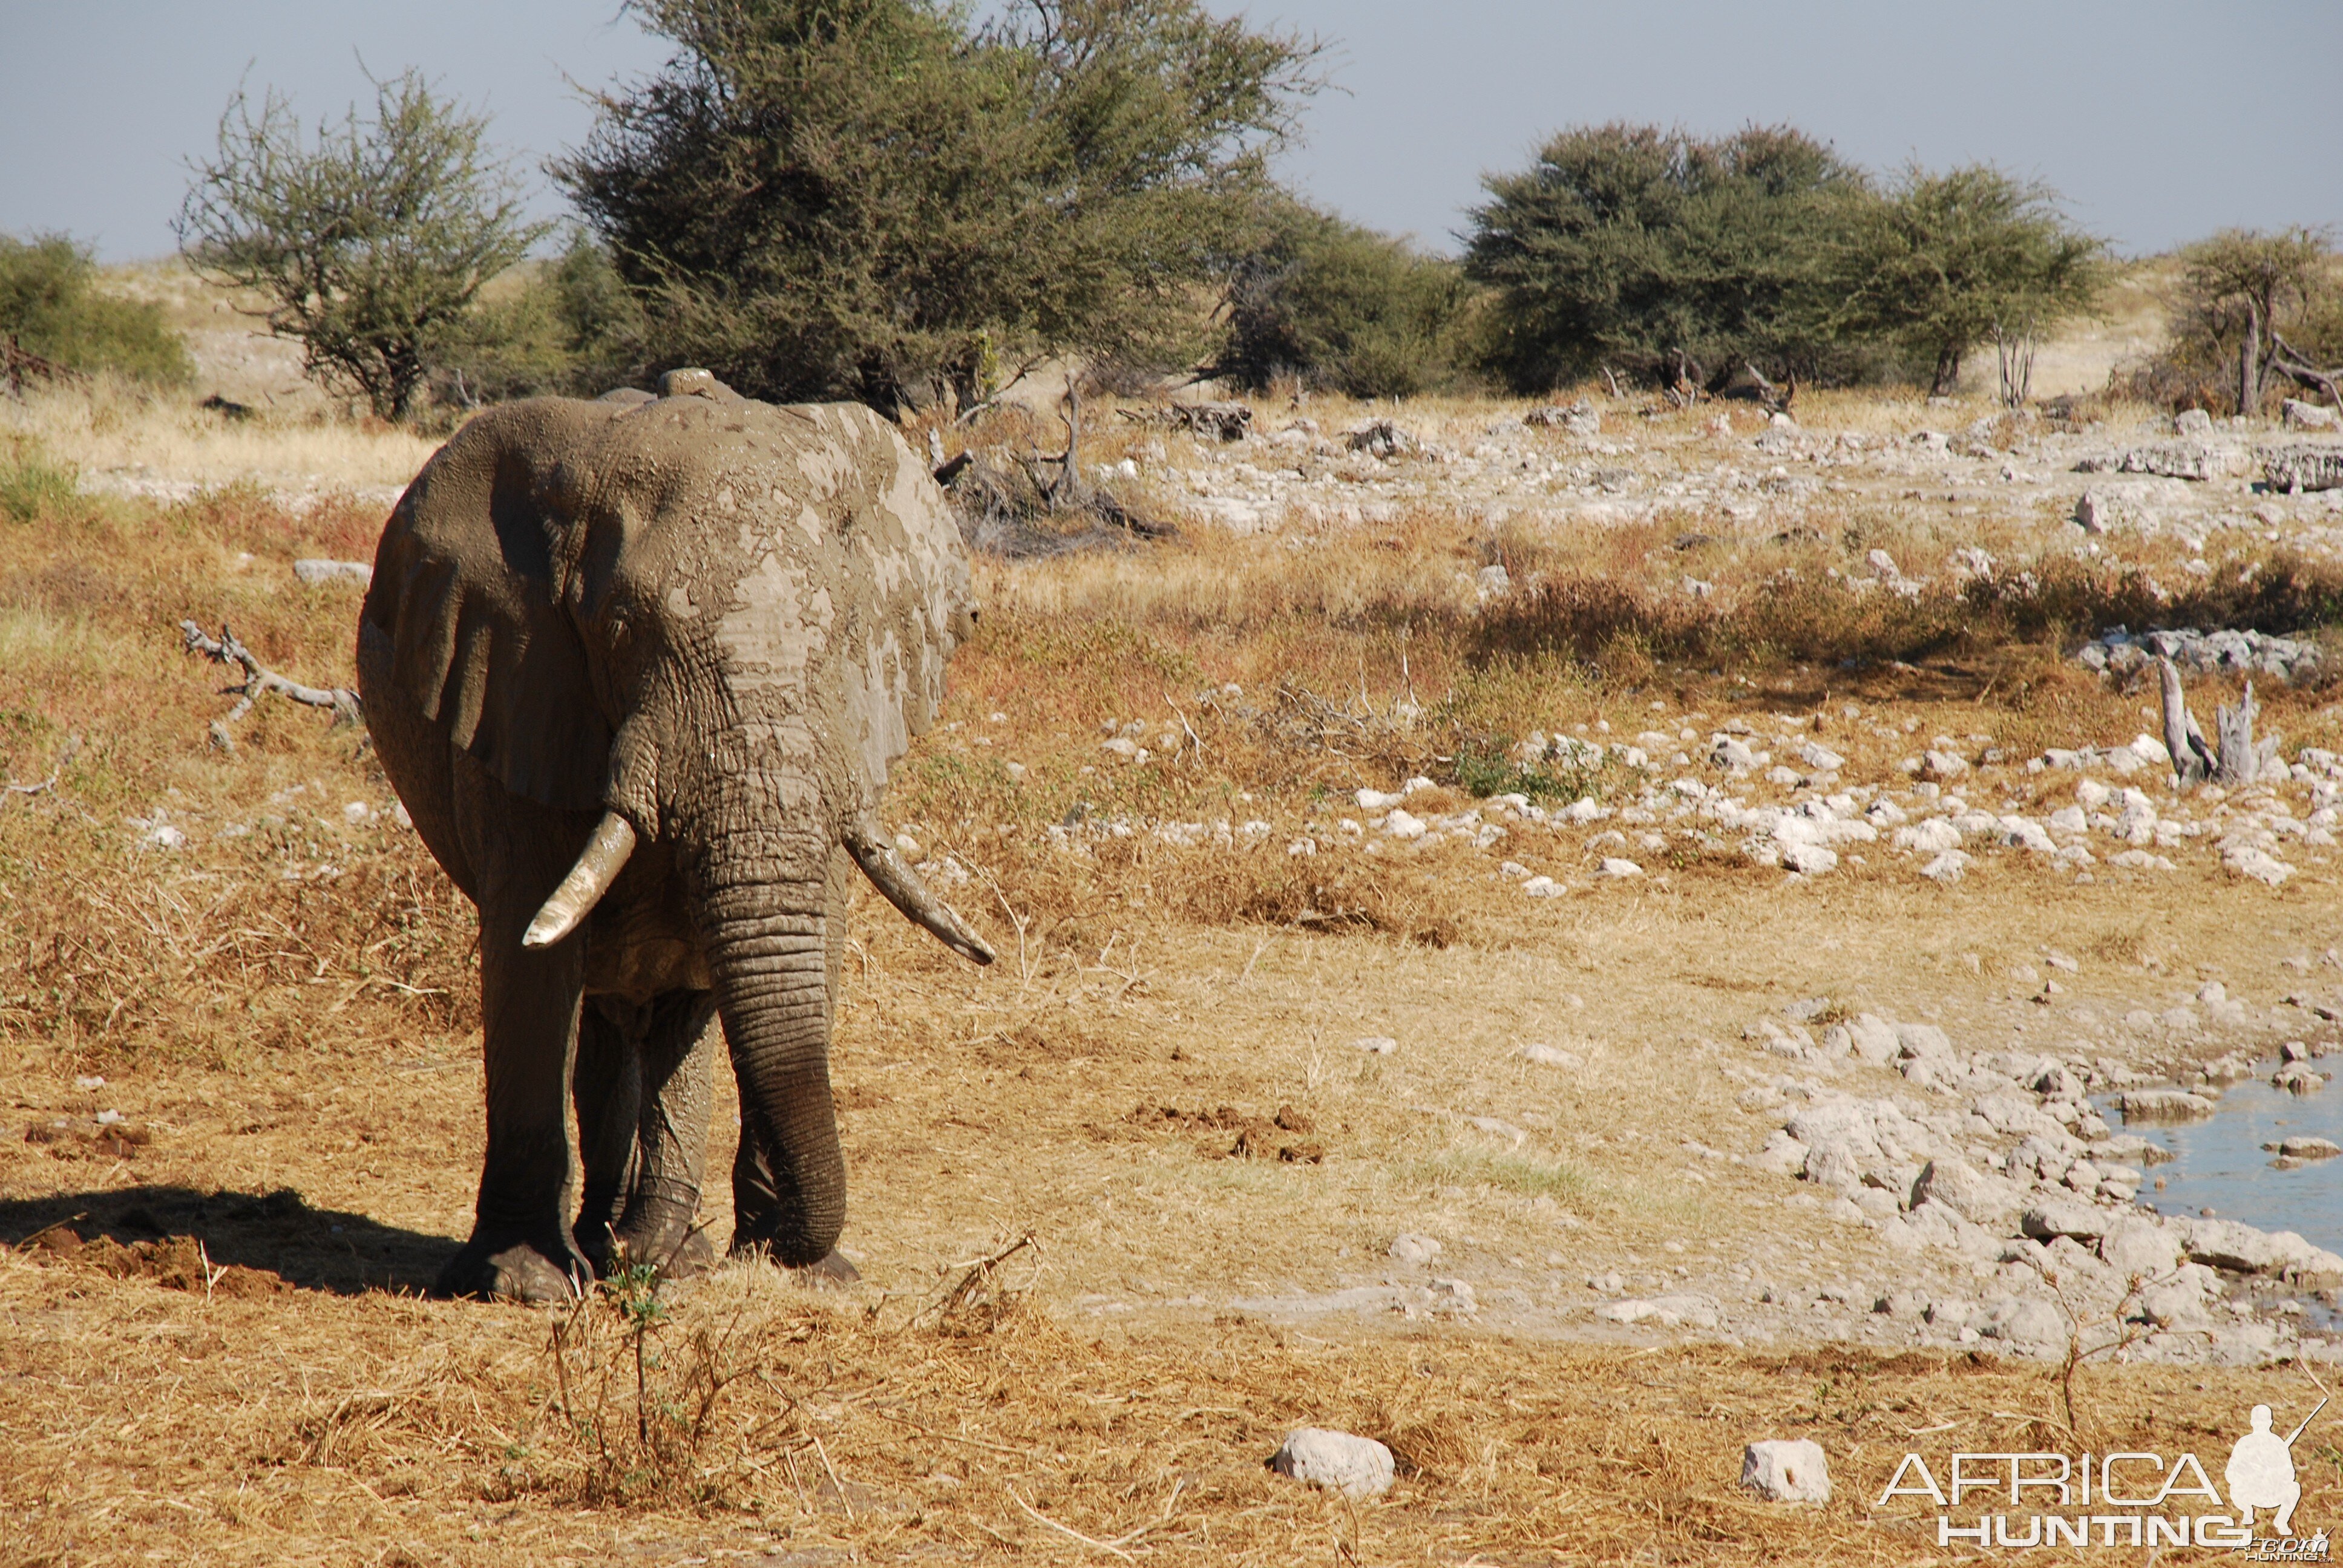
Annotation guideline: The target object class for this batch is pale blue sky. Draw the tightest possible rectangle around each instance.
[2,1,2338,261]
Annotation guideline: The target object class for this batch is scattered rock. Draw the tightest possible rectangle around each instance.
[1597,1293,1719,1328]
[2022,1198,2112,1243]
[2224,845,2294,886]
[2114,442,2251,481]
[1912,1158,2020,1230]
[2281,399,2340,431]
[1268,1428,1395,1499]
[1428,1276,1478,1315]
[1519,1044,1583,1068]
[2115,1089,2218,1122]
[1352,1036,1398,1056]
[1920,750,1968,781]
[1781,843,1838,876]
[1343,420,1416,459]
[1842,1014,1900,1065]
[292,558,373,588]
[1981,1296,2069,1355]
[2263,445,2343,493]
[1595,857,1643,879]
[1525,400,1601,437]
[2267,1135,2341,1160]
[2080,625,2322,684]
[2274,1061,2327,1094]
[1740,1439,1830,1504]
[2172,1217,2343,1281]
[2098,1217,2181,1278]
[1388,1232,1443,1266]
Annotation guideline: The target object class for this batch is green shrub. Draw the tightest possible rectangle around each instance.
[1216,201,1472,398]
[1834,165,2105,396]
[2120,229,2341,414]
[0,235,192,385]
[424,237,648,405]
[1463,125,2105,398]
[177,70,550,420]
[0,439,84,524]
[1464,123,1870,393]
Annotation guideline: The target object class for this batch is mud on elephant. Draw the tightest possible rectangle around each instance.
[358,372,993,1303]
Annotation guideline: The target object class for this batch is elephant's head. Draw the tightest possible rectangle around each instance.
[366,379,991,1265]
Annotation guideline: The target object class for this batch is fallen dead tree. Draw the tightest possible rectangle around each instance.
[178,619,360,751]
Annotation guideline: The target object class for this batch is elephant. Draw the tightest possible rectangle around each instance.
[356,370,994,1303]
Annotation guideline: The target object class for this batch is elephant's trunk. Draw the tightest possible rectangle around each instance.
[683,816,844,1267]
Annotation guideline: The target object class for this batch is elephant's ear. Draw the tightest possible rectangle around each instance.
[360,401,615,813]
[823,403,971,819]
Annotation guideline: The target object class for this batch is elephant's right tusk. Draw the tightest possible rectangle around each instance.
[845,824,996,965]
[523,812,637,949]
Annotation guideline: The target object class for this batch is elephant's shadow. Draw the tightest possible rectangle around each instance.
[0,1185,459,1296]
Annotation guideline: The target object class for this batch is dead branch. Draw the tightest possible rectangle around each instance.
[2270,331,2343,413]
[3,734,80,803]
[908,1231,1041,1330]
[2157,656,2275,789]
[179,620,361,750]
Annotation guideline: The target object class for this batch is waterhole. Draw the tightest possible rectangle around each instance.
[2103,1058,2342,1253]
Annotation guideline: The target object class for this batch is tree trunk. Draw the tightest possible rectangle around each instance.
[2240,298,2262,417]
[1931,345,1961,397]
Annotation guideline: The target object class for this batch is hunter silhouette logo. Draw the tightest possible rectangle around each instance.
[1875,1390,2330,1554]
[2229,1398,2324,1540]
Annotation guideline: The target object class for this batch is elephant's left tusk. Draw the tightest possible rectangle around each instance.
[845,824,995,965]
[523,812,637,949]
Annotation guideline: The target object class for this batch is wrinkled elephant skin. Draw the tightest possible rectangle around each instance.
[357,381,990,1302]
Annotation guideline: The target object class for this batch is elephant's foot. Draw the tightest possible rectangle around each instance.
[437,1235,587,1304]
[727,1237,860,1289]
[794,1247,859,1289]
[586,1195,715,1282]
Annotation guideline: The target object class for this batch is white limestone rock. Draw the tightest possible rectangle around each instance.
[1741,1439,1830,1503]
[1268,1429,1395,1498]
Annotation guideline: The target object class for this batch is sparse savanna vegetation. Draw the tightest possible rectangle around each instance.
[6,1,2343,1560]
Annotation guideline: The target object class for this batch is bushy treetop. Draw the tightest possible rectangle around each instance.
[177,70,551,420]
[1464,123,1870,393]
[557,0,1323,411]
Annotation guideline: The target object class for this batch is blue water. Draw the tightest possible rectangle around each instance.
[2099,1062,2343,1255]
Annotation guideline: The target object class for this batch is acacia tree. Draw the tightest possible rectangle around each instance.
[1835,165,2103,397]
[1463,123,1872,393]
[555,0,1322,412]
[177,71,549,420]
[1215,197,1470,398]
[2174,227,2333,415]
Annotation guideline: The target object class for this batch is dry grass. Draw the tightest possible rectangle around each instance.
[5,374,2343,1562]
[2,379,436,501]
[3,1241,2327,1566]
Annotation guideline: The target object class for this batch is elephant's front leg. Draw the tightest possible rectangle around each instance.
[605,988,719,1278]
[444,771,597,1302]
[574,996,646,1276]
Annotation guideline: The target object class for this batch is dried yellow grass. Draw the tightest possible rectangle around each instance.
[2,378,437,498]
[4,382,2341,1564]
